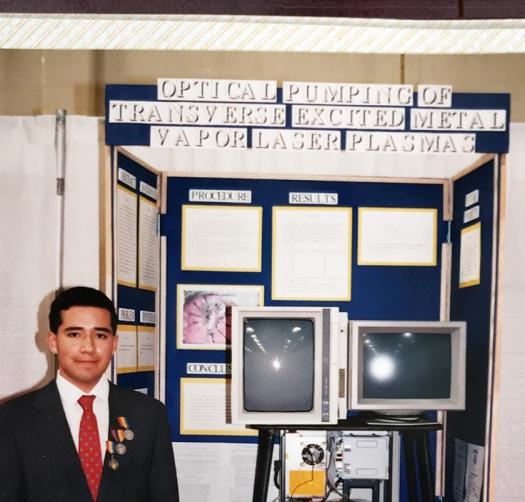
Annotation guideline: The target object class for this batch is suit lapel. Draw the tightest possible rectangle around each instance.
[33,382,92,501]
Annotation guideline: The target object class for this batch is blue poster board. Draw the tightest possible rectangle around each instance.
[162,175,446,445]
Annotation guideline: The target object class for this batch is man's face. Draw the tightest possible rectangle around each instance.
[47,306,118,392]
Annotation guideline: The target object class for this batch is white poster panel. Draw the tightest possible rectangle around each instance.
[465,443,485,502]
[459,222,481,288]
[181,205,262,272]
[173,442,279,502]
[116,185,138,287]
[180,378,256,436]
[272,206,352,301]
[116,325,137,374]
[358,207,437,266]
[137,326,155,372]
[138,196,159,291]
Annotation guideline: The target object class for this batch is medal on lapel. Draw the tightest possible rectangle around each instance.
[110,416,134,460]
[111,428,128,457]
[106,441,120,471]
[117,417,135,441]
[109,457,120,471]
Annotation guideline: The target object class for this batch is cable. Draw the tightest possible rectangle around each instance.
[289,462,315,498]
[321,436,354,502]
[274,460,281,489]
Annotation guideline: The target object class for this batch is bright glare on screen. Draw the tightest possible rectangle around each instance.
[368,355,396,381]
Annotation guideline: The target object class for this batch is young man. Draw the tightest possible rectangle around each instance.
[0,287,179,502]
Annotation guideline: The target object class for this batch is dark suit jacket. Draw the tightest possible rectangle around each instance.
[0,381,179,502]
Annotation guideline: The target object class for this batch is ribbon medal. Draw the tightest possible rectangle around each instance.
[110,429,128,458]
[117,416,135,441]
[107,417,135,460]
[106,441,119,470]
[108,456,119,471]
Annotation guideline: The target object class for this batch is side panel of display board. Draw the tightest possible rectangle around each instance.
[112,149,160,396]
[447,157,498,500]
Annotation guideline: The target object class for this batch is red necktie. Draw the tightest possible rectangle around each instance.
[78,395,103,501]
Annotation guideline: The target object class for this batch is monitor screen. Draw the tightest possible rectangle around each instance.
[361,332,451,400]
[243,318,315,412]
[349,320,466,412]
[231,306,344,425]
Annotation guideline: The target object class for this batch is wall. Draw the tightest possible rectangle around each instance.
[1,50,525,121]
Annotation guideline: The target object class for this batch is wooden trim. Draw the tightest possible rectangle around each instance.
[100,141,113,297]
[160,172,168,215]
[487,153,507,502]
[165,170,448,186]
[435,411,447,496]
[158,236,167,403]
[436,242,453,496]
[443,179,453,221]
[440,243,452,322]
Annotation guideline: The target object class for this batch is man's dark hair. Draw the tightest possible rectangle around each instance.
[49,286,118,334]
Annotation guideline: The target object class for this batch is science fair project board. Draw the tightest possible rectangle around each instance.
[105,80,508,501]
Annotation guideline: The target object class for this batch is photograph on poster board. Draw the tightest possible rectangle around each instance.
[180,377,257,436]
[181,205,262,272]
[272,206,352,301]
[358,207,437,266]
[177,284,264,350]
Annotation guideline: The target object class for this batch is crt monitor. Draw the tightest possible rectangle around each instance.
[231,306,346,425]
[348,320,466,416]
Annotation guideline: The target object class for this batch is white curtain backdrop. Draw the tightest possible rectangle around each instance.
[0,115,100,401]
[62,117,102,288]
[0,116,58,400]
[492,123,525,502]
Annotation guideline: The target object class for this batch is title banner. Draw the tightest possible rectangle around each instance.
[105,79,510,154]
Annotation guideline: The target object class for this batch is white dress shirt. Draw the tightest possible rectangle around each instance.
[56,372,109,462]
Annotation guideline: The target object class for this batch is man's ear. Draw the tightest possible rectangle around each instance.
[112,334,119,355]
[47,332,58,354]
